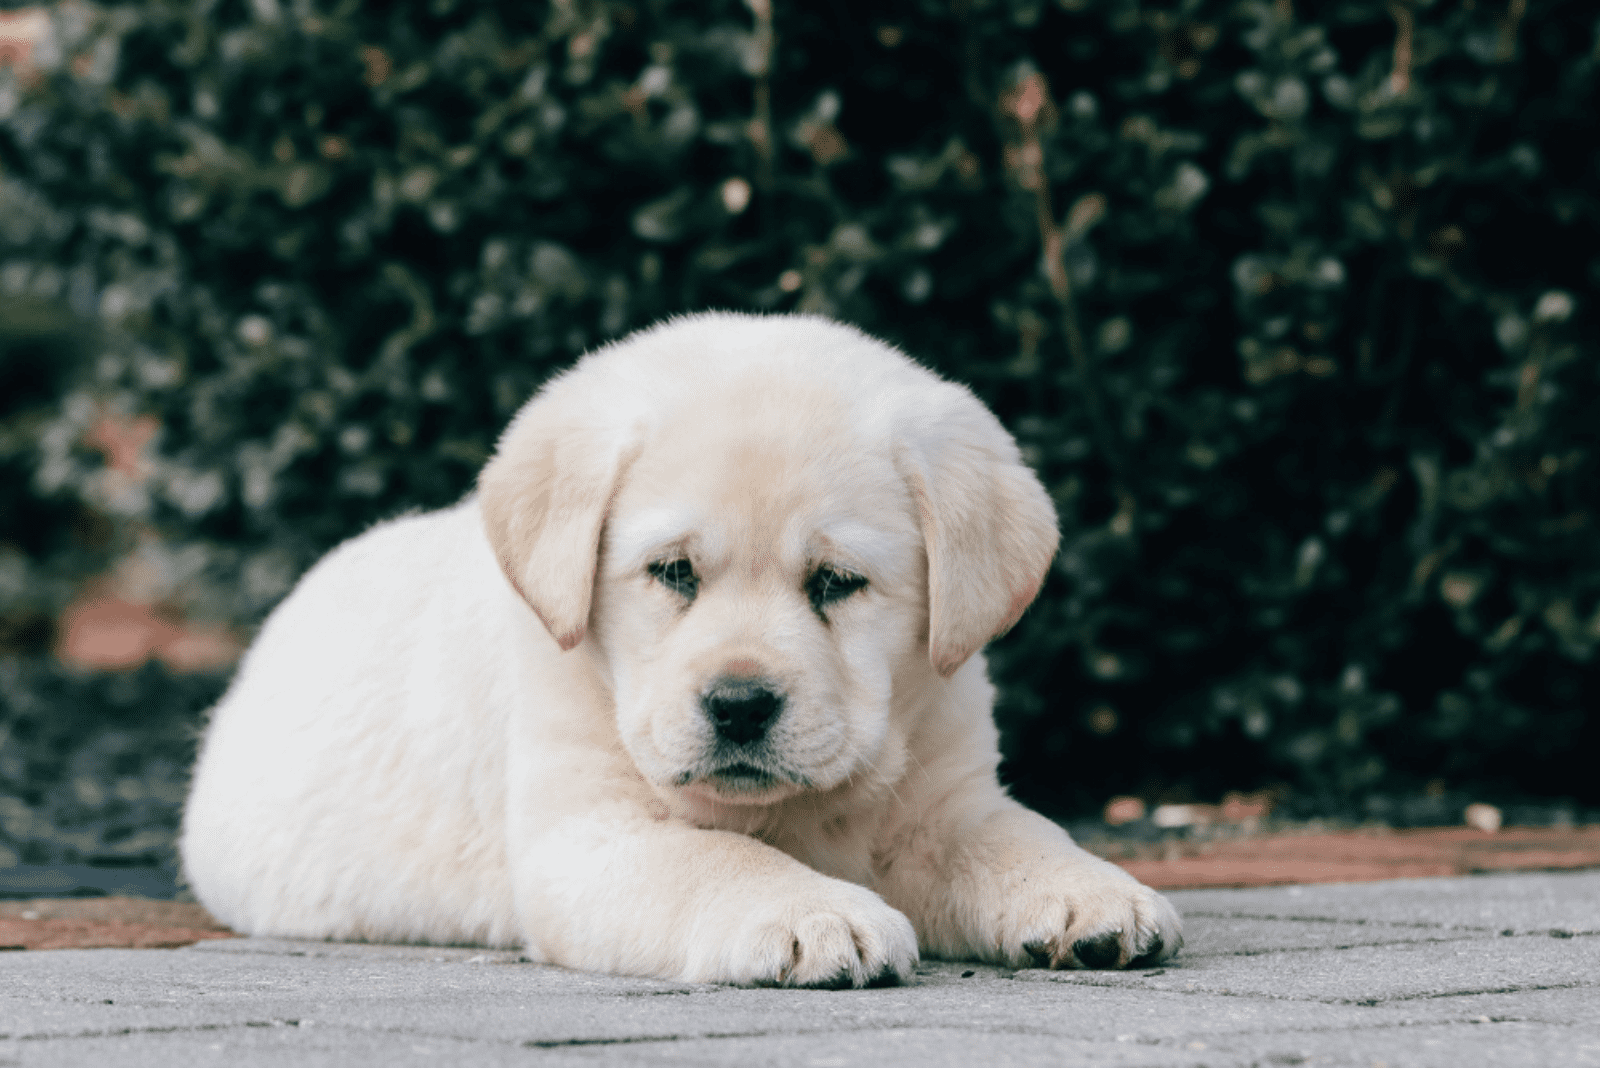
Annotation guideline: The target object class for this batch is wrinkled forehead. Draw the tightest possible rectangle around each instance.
[607,404,918,576]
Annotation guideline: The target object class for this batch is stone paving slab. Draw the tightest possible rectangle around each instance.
[1171,869,1600,933]
[6,960,1598,1068]
[15,1020,1598,1068]
[4,870,1600,1067]
[1177,1022,1600,1068]
[8,955,1588,1065]
[1173,913,1486,958]
[1021,932,1600,1003]
[4,952,1461,1043]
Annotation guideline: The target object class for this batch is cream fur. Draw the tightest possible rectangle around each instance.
[181,312,1182,986]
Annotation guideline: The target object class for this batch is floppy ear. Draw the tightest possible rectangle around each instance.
[478,402,635,651]
[897,385,1060,678]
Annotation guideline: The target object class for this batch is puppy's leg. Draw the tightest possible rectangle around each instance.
[504,665,916,987]
[877,789,1181,970]
[514,810,919,987]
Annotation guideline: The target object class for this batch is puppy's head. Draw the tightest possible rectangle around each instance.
[480,314,1058,806]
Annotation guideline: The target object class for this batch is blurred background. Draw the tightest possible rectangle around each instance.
[1,0,1596,898]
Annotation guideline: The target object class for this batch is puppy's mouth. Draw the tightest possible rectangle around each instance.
[675,759,808,804]
[709,762,777,790]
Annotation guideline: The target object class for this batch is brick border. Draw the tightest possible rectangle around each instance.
[1095,826,1600,889]
[0,897,233,951]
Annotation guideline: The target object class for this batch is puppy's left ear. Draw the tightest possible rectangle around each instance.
[478,400,635,651]
[898,384,1059,678]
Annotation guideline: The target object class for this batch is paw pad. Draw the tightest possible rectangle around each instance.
[1128,934,1166,969]
[1071,932,1123,970]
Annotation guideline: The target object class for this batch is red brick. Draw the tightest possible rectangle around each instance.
[1101,826,1600,890]
[0,897,234,951]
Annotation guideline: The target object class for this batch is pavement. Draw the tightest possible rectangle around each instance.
[3,869,1599,1067]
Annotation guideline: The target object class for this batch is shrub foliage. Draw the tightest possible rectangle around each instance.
[2,0,1597,822]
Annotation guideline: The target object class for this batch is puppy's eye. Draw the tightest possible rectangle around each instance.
[648,558,698,601]
[806,564,868,618]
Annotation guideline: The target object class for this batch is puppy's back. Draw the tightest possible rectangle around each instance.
[181,500,525,946]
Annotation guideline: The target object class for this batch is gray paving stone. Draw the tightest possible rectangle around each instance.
[1397,984,1600,1025]
[3,1023,541,1068]
[4,872,1599,1067]
[1168,870,1600,934]
[1177,914,1488,958]
[534,1028,1210,1067]
[1018,931,1600,1003]
[1195,1020,1600,1068]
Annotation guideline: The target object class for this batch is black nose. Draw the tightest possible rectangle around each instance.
[702,678,785,746]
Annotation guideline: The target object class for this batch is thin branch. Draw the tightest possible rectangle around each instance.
[1388,3,1414,95]
[1001,73,1131,495]
[745,0,776,233]
[1497,0,1526,62]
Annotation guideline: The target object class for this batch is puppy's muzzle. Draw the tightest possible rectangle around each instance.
[702,677,785,746]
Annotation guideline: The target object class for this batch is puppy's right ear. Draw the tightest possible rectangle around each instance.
[478,405,634,651]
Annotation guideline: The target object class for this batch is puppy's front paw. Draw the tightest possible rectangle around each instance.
[694,881,919,988]
[1002,857,1182,971]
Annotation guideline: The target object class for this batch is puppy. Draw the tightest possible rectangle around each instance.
[182,312,1181,986]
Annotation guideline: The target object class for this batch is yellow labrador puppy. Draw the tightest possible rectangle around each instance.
[182,312,1181,986]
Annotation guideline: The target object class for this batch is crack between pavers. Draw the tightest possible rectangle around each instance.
[7,1018,1164,1052]
[1346,980,1598,1006]
[1016,974,1599,1007]
[1180,910,1494,933]
[1037,931,1509,968]
[1182,934,1490,959]
[6,1014,1583,1059]
[1177,908,1600,933]
[519,1022,1238,1050]
[524,1015,1598,1060]
[1136,1014,1560,1045]
[1013,933,1488,974]
[7,1019,302,1042]
[1069,1016,1544,1055]
[526,1024,1054,1049]
[524,1029,778,1048]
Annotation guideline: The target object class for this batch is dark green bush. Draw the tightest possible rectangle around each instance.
[0,659,220,872]
[2,0,1596,828]
[0,292,108,655]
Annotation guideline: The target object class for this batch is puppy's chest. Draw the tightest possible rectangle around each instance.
[666,795,890,889]
[756,810,884,888]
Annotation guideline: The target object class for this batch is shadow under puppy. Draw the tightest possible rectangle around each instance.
[182,312,1182,987]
